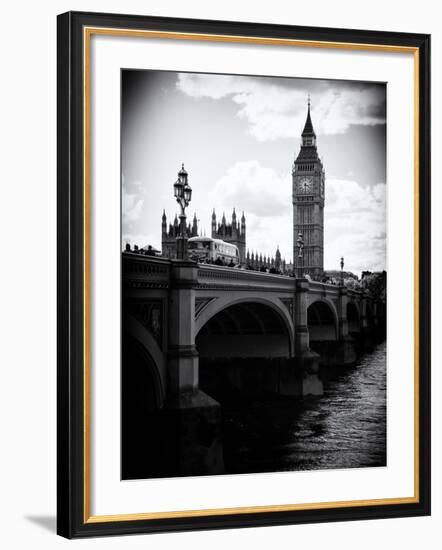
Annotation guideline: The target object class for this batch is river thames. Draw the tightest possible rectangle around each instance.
[221,342,387,474]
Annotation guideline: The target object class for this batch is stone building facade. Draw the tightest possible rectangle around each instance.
[161,208,247,264]
[211,209,246,265]
[161,210,199,259]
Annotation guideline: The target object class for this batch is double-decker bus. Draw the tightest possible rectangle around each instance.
[188,237,240,265]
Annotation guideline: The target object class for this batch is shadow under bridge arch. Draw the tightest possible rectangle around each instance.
[195,299,294,398]
[121,329,166,480]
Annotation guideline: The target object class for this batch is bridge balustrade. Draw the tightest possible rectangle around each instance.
[122,253,171,287]
[196,264,295,291]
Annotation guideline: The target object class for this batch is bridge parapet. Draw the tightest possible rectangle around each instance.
[122,252,171,288]
[308,280,340,298]
[307,281,367,306]
[197,264,295,291]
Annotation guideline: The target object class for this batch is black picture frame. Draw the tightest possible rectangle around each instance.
[57,10,431,539]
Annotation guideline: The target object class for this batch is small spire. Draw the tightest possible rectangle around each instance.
[212,208,216,219]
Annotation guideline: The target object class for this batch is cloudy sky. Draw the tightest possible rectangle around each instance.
[121,70,386,275]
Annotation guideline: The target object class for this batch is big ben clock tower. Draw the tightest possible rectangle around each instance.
[292,99,325,278]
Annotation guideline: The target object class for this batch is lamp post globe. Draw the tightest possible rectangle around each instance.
[174,179,182,199]
[183,183,192,204]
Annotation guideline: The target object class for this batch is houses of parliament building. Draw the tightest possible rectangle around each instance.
[161,101,325,277]
[161,208,246,265]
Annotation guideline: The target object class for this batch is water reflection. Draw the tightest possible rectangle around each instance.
[221,342,387,474]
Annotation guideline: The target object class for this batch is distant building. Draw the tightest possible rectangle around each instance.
[161,210,199,259]
[161,208,246,263]
[244,246,292,275]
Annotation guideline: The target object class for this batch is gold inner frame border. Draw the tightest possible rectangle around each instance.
[82,26,420,524]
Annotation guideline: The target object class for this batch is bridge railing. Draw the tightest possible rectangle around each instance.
[197,264,296,291]
[308,280,341,296]
[308,280,367,300]
[121,254,375,301]
[122,252,171,287]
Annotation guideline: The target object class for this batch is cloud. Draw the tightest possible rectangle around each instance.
[325,179,386,274]
[206,161,292,259]
[122,175,144,225]
[245,211,293,263]
[123,194,144,223]
[177,74,385,141]
[208,160,290,217]
[176,74,240,100]
[207,161,386,273]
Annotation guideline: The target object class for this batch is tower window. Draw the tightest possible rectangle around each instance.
[296,164,314,172]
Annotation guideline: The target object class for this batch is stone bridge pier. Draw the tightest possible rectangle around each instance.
[294,282,361,384]
[165,259,224,476]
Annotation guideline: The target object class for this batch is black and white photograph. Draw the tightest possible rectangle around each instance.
[0,1,434,545]
[121,69,387,480]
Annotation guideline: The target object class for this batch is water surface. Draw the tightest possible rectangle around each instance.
[221,342,387,474]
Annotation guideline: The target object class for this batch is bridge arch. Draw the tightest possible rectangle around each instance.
[122,313,166,406]
[195,298,294,399]
[195,295,294,356]
[307,298,339,340]
[121,317,167,479]
[307,299,339,364]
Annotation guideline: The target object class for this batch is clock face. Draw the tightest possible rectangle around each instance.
[297,177,313,194]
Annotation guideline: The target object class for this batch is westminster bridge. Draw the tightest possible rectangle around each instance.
[121,252,386,478]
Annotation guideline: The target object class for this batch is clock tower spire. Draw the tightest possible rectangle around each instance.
[292,98,325,278]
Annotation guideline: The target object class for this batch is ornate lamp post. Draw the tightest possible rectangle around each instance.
[296,231,304,278]
[340,256,344,286]
[173,163,192,260]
